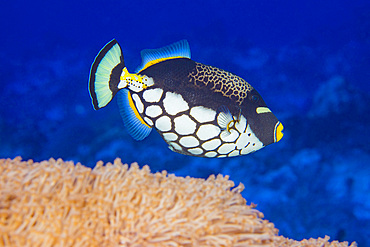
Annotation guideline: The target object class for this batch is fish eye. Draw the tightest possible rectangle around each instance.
[251,95,259,103]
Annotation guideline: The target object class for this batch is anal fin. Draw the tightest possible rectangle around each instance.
[117,89,152,141]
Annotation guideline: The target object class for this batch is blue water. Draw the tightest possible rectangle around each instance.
[1,0,369,245]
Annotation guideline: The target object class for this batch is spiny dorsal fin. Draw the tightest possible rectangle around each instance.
[135,40,191,73]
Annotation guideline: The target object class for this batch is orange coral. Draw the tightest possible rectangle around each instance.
[0,157,357,247]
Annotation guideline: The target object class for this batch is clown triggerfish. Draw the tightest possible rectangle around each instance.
[89,39,283,158]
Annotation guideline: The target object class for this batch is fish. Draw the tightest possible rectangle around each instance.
[89,39,283,158]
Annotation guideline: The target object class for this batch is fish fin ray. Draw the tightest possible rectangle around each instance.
[135,40,191,73]
[89,39,125,110]
[217,106,234,130]
[117,89,152,141]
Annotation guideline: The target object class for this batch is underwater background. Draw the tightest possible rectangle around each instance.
[1,0,369,246]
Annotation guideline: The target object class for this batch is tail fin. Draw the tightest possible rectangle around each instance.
[89,39,125,110]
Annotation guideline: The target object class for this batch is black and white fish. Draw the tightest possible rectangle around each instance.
[89,39,283,158]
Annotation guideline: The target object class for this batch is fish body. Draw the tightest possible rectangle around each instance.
[89,40,283,158]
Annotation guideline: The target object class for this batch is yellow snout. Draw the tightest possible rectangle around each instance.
[274,122,284,142]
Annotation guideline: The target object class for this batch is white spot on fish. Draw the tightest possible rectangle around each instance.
[196,124,221,141]
[220,129,239,142]
[144,117,153,126]
[129,80,146,92]
[204,151,217,158]
[145,105,162,118]
[155,116,171,132]
[202,139,221,151]
[163,92,189,115]
[240,139,263,154]
[228,150,240,157]
[143,76,154,87]
[235,115,247,133]
[218,143,236,154]
[188,147,203,155]
[236,132,250,150]
[132,93,144,113]
[169,142,182,151]
[190,106,216,123]
[237,124,264,154]
[143,88,163,103]
[179,136,199,147]
[163,132,178,141]
[174,115,196,135]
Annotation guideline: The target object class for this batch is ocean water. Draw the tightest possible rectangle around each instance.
[1,0,369,245]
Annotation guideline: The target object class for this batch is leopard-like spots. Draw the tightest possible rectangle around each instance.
[188,62,253,105]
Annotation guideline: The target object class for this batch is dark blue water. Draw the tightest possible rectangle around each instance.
[1,0,369,245]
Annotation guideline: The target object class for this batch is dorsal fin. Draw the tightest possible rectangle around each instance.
[135,40,191,73]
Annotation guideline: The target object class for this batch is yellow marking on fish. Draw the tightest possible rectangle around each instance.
[256,107,272,114]
[121,68,144,82]
[127,91,151,128]
[226,121,233,132]
[274,122,284,142]
[139,56,183,72]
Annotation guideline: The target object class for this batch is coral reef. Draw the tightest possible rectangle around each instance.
[0,157,357,247]
[308,76,364,118]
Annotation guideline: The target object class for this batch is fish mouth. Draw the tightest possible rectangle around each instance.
[274,121,284,142]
